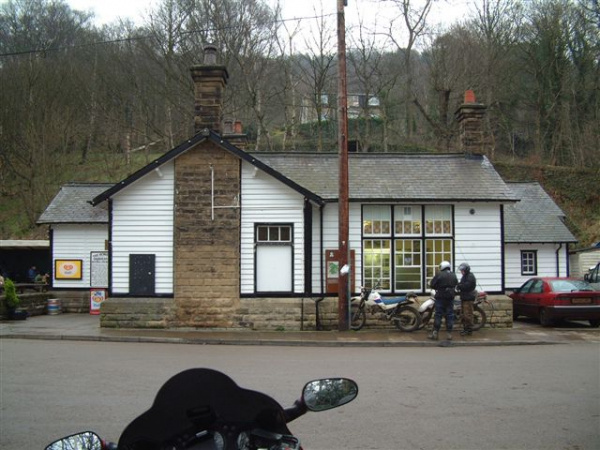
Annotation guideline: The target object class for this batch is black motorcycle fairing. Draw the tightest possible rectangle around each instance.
[118,368,291,449]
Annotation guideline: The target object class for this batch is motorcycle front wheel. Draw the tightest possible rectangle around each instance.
[350,304,366,331]
[472,304,487,331]
[393,306,421,332]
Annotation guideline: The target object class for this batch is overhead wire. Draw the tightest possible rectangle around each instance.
[0,12,336,58]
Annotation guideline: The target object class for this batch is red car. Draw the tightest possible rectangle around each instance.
[510,277,600,328]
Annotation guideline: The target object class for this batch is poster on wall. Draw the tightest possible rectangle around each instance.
[55,259,83,280]
[90,251,109,288]
[90,289,106,315]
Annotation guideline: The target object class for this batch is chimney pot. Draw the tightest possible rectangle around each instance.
[203,44,218,65]
[464,89,476,104]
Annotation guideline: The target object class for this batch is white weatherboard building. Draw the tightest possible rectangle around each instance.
[503,182,577,289]
[37,49,578,329]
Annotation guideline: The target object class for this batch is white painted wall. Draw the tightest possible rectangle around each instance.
[505,243,570,289]
[454,203,503,292]
[569,249,600,278]
[241,161,306,294]
[51,224,108,288]
[110,161,174,294]
[311,203,362,295]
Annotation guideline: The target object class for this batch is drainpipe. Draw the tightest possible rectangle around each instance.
[555,243,563,276]
[314,204,326,331]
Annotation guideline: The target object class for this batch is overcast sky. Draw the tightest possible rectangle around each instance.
[63,0,473,28]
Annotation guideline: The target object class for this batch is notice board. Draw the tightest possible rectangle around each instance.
[325,249,355,294]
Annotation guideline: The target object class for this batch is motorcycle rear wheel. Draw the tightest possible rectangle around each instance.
[350,304,366,331]
[393,306,421,332]
[472,305,487,331]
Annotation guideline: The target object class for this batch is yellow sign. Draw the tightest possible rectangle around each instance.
[55,260,83,280]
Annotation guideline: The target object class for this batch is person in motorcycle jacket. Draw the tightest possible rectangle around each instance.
[428,261,458,341]
[457,262,477,336]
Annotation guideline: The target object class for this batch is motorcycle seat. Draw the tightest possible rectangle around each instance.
[376,296,407,305]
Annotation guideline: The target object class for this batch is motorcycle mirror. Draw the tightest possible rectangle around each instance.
[302,378,358,412]
[45,431,103,450]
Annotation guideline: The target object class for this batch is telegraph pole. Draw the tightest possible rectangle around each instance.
[337,0,349,330]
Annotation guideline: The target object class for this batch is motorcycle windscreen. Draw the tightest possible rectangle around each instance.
[256,244,292,292]
[118,368,290,449]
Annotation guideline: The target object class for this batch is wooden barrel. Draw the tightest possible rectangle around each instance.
[47,299,62,315]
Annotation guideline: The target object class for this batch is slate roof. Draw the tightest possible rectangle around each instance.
[88,129,517,206]
[251,152,519,202]
[504,182,577,243]
[91,130,323,206]
[37,183,111,224]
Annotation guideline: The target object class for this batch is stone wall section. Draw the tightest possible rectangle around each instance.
[101,298,176,328]
[1,290,513,330]
[174,141,241,327]
[231,294,513,331]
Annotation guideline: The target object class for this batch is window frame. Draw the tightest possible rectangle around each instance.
[520,250,537,276]
[361,204,454,293]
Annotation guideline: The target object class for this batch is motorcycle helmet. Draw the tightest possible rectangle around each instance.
[439,261,451,271]
[459,262,470,272]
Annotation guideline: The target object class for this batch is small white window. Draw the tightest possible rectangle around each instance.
[256,225,291,243]
[521,250,537,275]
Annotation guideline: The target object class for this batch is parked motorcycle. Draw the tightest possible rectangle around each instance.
[45,368,358,450]
[350,282,421,332]
[417,289,489,330]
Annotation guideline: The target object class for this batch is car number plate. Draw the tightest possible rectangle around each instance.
[571,298,591,304]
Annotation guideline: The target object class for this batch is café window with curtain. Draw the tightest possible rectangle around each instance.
[424,205,453,287]
[363,205,392,290]
[362,204,454,293]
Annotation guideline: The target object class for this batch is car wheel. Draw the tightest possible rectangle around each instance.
[539,308,553,327]
[589,319,600,328]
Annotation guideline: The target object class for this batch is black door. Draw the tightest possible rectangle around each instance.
[129,254,155,296]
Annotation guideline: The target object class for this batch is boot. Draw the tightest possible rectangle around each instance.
[428,329,439,340]
[446,330,453,341]
[460,329,472,336]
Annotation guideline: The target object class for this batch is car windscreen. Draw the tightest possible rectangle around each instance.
[549,280,593,292]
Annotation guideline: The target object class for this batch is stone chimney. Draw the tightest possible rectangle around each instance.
[455,90,487,154]
[190,44,229,134]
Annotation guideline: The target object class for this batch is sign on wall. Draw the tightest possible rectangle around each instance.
[55,259,83,280]
[90,251,109,288]
[325,249,355,293]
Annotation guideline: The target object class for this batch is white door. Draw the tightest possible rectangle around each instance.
[256,245,292,292]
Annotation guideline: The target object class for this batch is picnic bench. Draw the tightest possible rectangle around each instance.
[14,283,49,293]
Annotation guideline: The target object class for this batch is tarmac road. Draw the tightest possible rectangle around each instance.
[1,337,599,450]
[1,313,599,347]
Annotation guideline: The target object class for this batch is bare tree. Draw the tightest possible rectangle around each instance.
[200,0,280,150]
[273,2,303,151]
[384,0,435,139]
[294,2,337,151]
[0,0,95,227]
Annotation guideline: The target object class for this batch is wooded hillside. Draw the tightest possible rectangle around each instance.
[1,0,598,246]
